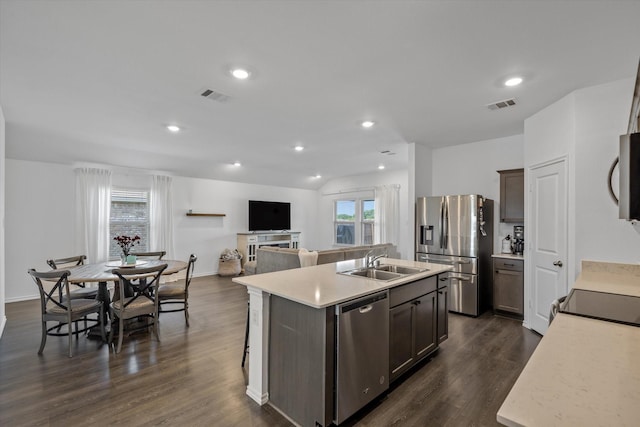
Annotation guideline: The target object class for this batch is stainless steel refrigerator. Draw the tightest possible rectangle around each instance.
[415,195,493,316]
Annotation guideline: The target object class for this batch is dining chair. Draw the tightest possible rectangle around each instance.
[130,250,166,260]
[28,268,105,357]
[47,255,98,300]
[109,264,167,353]
[158,254,197,326]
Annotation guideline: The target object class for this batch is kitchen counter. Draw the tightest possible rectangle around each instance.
[497,260,640,426]
[492,253,524,260]
[497,313,640,426]
[572,260,640,297]
[232,257,452,308]
[232,257,452,410]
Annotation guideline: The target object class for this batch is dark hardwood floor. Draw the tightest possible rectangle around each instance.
[0,275,540,426]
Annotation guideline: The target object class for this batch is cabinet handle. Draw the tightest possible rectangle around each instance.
[439,277,448,282]
[504,263,514,267]
[413,300,422,305]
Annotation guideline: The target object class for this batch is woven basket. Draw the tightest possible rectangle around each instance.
[218,258,241,276]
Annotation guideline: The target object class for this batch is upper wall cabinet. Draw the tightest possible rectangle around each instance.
[498,168,524,223]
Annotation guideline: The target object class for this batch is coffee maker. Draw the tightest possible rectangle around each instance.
[513,226,524,255]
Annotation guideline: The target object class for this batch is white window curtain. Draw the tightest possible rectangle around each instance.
[75,168,111,263]
[374,184,400,246]
[150,175,175,259]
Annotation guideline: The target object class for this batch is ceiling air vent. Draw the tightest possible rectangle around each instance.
[200,88,230,103]
[486,98,517,111]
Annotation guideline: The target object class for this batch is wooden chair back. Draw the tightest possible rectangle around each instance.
[130,251,166,260]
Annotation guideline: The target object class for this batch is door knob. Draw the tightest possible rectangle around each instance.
[553,260,563,267]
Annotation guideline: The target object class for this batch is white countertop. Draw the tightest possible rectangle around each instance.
[232,257,452,308]
[497,313,640,427]
[497,260,640,426]
[572,260,640,297]
[492,253,524,260]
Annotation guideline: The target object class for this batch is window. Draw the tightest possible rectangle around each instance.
[109,189,149,257]
[362,199,375,245]
[334,198,375,246]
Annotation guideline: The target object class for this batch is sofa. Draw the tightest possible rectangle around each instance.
[243,243,399,275]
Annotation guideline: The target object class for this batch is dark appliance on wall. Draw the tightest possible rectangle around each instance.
[415,195,494,316]
[248,200,291,231]
[512,225,524,255]
[610,58,640,220]
[619,133,640,220]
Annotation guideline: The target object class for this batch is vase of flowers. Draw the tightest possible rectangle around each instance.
[113,235,141,261]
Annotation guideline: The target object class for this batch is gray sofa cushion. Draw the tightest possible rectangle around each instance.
[254,243,399,275]
[256,247,301,274]
[316,249,345,264]
[343,247,371,260]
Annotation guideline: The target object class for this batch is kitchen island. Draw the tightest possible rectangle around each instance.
[233,257,452,426]
[497,260,640,426]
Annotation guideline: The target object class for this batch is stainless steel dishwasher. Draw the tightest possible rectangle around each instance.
[335,291,389,425]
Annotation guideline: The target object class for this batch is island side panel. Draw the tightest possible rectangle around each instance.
[269,295,334,427]
[246,286,270,404]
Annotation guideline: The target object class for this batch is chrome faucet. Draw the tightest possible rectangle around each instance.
[365,249,387,268]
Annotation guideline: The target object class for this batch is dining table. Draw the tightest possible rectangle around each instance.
[66,259,188,339]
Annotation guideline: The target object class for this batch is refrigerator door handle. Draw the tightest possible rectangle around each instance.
[442,198,449,249]
[438,199,444,249]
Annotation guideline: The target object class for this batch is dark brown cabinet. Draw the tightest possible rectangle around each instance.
[414,292,438,358]
[389,276,438,381]
[493,258,524,317]
[437,277,449,344]
[498,168,524,223]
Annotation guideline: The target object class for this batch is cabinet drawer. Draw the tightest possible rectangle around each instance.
[494,258,523,272]
[389,276,437,308]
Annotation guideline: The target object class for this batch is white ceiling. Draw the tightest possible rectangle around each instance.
[1,1,639,190]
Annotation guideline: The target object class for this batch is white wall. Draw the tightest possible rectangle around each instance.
[407,143,433,259]
[317,169,411,258]
[432,134,525,251]
[171,175,319,276]
[524,91,577,285]
[0,107,6,336]
[4,159,319,301]
[573,78,639,270]
[412,143,433,198]
[5,160,76,301]
[524,77,638,282]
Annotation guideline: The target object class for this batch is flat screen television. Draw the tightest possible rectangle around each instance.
[248,200,291,231]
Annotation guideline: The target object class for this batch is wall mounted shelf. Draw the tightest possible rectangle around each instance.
[186,213,225,217]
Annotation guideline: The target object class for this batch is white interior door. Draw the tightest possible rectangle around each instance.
[530,159,567,335]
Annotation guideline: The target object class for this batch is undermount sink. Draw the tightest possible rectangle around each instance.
[374,264,428,275]
[342,268,404,281]
[338,264,428,281]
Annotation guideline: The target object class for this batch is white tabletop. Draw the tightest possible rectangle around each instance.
[66,260,187,283]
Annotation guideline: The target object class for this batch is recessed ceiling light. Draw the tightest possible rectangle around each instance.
[231,68,250,80]
[361,120,375,128]
[294,145,304,152]
[378,165,385,170]
[504,77,523,87]
[167,125,180,132]
[233,161,241,167]
[314,174,322,179]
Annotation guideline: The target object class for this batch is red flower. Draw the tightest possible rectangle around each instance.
[113,235,141,255]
